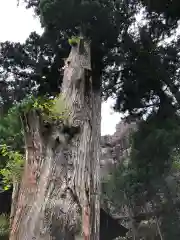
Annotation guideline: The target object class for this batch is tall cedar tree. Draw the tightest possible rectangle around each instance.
[1,0,180,239]
[0,1,135,240]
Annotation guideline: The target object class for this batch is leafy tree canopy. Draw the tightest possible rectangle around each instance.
[10,1,180,120]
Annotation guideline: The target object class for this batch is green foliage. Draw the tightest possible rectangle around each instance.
[10,94,70,124]
[0,144,24,190]
[10,0,180,122]
[103,115,180,204]
[102,115,180,240]
[102,158,143,208]
[68,36,80,46]
[140,0,180,28]
[51,94,70,122]
[0,93,70,190]
[0,93,70,191]
[0,112,23,155]
[0,214,9,237]
[171,160,180,172]
[38,0,133,56]
[6,1,180,239]
[0,110,23,174]
[130,114,180,179]
[3,1,180,239]
[0,32,65,101]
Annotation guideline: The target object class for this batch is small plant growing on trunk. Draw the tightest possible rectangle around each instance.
[68,36,80,47]
[10,94,71,124]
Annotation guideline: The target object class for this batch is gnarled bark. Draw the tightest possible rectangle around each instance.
[9,39,101,240]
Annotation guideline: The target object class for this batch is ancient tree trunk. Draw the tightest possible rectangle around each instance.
[9,39,101,240]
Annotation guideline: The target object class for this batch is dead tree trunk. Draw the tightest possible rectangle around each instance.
[9,39,101,240]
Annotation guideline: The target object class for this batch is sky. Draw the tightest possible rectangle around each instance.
[0,0,122,135]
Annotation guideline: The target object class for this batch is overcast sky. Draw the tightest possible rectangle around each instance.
[0,0,121,135]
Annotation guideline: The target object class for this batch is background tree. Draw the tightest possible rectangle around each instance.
[102,114,180,239]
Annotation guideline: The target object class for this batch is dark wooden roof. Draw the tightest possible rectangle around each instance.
[100,208,128,240]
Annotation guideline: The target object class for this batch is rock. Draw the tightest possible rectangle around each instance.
[100,120,137,179]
